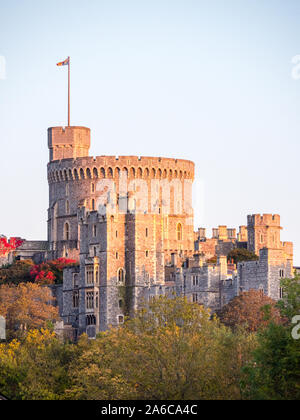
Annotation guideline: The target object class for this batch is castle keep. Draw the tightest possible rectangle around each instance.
[47,126,196,335]
[3,125,294,338]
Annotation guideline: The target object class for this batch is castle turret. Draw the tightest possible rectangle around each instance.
[48,126,90,161]
[247,214,282,255]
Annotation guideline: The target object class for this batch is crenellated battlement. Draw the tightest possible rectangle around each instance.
[247,214,281,228]
[47,155,195,184]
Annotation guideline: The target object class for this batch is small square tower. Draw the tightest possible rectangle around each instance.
[48,126,90,161]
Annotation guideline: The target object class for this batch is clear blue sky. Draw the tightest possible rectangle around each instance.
[1,0,300,263]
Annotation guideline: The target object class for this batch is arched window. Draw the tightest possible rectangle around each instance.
[65,200,70,215]
[86,315,96,326]
[73,273,79,288]
[279,287,284,299]
[92,199,95,211]
[176,223,182,241]
[93,224,97,237]
[118,268,125,284]
[73,290,79,308]
[64,222,70,240]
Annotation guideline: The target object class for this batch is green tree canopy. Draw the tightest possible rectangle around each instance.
[227,248,259,264]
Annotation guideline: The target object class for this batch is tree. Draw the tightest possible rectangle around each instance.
[242,277,300,400]
[0,258,78,286]
[0,283,60,339]
[66,297,256,400]
[218,290,283,332]
[0,237,23,257]
[0,329,78,400]
[276,275,300,320]
[227,248,258,264]
[30,258,78,285]
[0,260,34,285]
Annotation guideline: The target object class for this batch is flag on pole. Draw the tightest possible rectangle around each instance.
[56,58,69,66]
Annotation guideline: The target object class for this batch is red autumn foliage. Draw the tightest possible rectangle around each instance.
[0,237,23,256]
[30,258,78,285]
[218,289,283,332]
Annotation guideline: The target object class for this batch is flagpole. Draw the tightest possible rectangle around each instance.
[68,56,70,127]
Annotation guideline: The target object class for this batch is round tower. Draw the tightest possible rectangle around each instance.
[47,127,195,261]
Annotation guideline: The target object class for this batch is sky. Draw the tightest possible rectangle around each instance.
[1,0,300,263]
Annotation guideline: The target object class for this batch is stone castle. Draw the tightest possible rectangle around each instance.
[6,125,294,338]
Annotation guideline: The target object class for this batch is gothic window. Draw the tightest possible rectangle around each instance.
[192,293,198,303]
[86,315,96,326]
[86,292,94,309]
[176,223,183,241]
[95,292,99,308]
[86,266,94,285]
[118,268,125,285]
[64,222,70,241]
[73,290,79,308]
[92,199,95,211]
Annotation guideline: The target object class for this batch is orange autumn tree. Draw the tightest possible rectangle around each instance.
[218,289,283,332]
[0,283,59,339]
